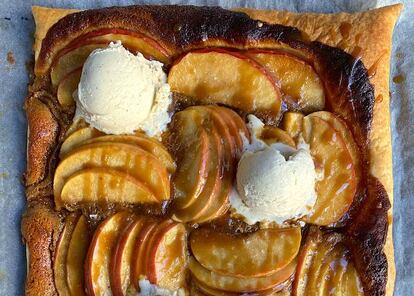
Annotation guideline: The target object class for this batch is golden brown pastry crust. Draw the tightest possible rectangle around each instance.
[25,5,401,296]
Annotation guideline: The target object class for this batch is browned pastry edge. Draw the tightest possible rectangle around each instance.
[21,200,63,296]
[23,5,400,296]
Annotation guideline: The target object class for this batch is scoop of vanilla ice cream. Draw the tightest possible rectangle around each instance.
[231,115,317,225]
[75,41,171,136]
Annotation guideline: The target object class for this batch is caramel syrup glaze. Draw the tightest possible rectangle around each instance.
[27,6,390,295]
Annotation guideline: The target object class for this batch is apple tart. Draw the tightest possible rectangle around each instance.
[22,4,401,296]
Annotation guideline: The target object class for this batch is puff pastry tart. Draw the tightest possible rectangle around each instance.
[22,4,401,296]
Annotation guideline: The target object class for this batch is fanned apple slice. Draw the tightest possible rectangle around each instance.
[54,142,170,209]
[64,118,89,138]
[54,213,78,296]
[191,227,301,278]
[60,126,104,157]
[86,135,175,173]
[202,106,237,158]
[307,111,360,183]
[81,30,170,63]
[131,221,158,291]
[172,126,223,223]
[51,43,106,87]
[189,257,296,293]
[60,130,175,173]
[282,112,304,140]
[318,248,347,296]
[57,67,82,107]
[61,168,158,206]
[217,106,250,151]
[110,217,145,296]
[302,116,356,225]
[340,262,364,295]
[146,221,187,290]
[85,211,133,296]
[260,126,296,147]
[247,51,325,113]
[172,128,210,210]
[67,215,90,296]
[192,277,289,296]
[168,49,282,119]
[293,227,363,296]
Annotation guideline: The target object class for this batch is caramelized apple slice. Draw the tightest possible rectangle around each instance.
[247,51,325,113]
[82,30,170,63]
[168,49,282,119]
[172,126,223,223]
[192,277,289,296]
[202,106,237,158]
[67,215,90,296]
[131,221,158,291]
[54,213,78,296]
[189,257,296,293]
[54,142,170,209]
[146,222,187,290]
[191,227,301,278]
[51,43,106,87]
[172,128,210,210]
[60,130,175,173]
[293,227,363,296]
[60,126,104,157]
[85,211,133,296]
[281,112,304,140]
[260,126,295,147]
[57,67,81,107]
[62,168,158,206]
[216,106,250,151]
[302,116,356,225]
[110,217,145,296]
[84,135,175,173]
[308,111,360,183]
[340,262,364,295]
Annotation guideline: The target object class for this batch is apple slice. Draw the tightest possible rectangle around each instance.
[216,106,250,152]
[260,126,295,147]
[191,227,301,278]
[131,221,158,291]
[168,49,282,119]
[340,262,364,295]
[60,127,104,158]
[172,126,223,223]
[307,111,360,183]
[84,135,175,173]
[54,142,170,209]
[54,213,78,296]
[51,43,106,87]
[247,51,325,113]
[201,106,237,159]
[62,167,158,206]
[293,227,362,296]
[172,128,210,210]
[60,130,175,173]
[85,211,133,296]
[281,112,304,140]
[67,215,90,296]
[80,30,170,63]
[189,257,296,293]
[192,277,289,296]
[57,67,81,107]
[64,118,89,138]
[146,222,187,290]
[302,116,356,225]
[110,217,145,296]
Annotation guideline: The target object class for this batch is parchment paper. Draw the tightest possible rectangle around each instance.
[0,1,411,295]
